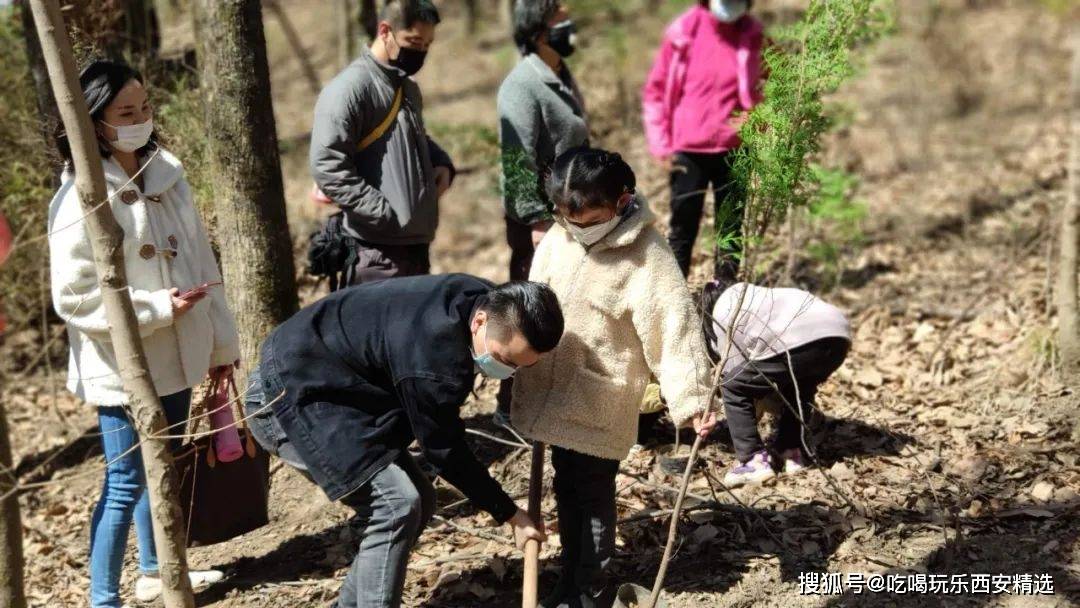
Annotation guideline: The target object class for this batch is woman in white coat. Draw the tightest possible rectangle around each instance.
[48,60,240,608]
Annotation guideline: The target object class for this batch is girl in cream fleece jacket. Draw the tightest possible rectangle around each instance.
[512,147,716,607]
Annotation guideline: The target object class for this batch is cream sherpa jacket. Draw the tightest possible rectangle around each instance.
[48,148,241,406]
[511,201,713,461]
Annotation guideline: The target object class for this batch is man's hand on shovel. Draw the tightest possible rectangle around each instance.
[510,507,546,550]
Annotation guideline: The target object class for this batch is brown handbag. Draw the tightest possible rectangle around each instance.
[172,374,270,547]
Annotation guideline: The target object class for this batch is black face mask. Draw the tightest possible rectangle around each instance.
[547,20,577,58]
[389,33,428,76]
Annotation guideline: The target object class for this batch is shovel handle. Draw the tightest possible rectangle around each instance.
[523,539,540,607]
[523,442,545,608]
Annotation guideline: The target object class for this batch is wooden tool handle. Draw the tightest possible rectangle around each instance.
[523,442,546,608]
[523,539,541,607]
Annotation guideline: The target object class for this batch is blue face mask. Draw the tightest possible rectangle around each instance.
[473,324,517,380]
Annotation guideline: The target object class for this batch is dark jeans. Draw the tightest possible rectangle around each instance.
[244,367,435,608]
[668,151,745,281]
[543,447,619,608]
[722,337,850,462]
[346,241,430,286]
[244,365,309,476]
[497,217,536,417]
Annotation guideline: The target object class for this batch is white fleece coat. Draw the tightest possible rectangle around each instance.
[512,202,713,461]
[48,148,240,406]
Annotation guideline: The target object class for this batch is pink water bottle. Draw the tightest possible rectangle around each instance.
[209,378,243,463]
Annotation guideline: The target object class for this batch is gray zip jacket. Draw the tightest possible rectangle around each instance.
[310,48,454,245]
[498,54,589,226]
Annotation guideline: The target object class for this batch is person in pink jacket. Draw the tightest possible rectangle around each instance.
[642,0,764,281]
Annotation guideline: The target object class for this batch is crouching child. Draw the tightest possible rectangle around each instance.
[702,280,851,487]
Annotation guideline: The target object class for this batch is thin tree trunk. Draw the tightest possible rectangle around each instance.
[124,0,160,65]
[339,0,356,68]
[27,2,195,607]
[0,378,26,608]
[465,0,479,34]
[194,0,299,378]
[1059,28,1080,377]
[264,0,321,95]
[359,0,378,41]
[504,0,514,28]
[19,0,60,183]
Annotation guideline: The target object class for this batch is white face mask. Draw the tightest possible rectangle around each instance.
[565,214,622,247]
[710,0,748,23]
[102,118,154,153]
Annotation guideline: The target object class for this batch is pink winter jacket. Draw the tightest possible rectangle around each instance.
[642,6,764,159]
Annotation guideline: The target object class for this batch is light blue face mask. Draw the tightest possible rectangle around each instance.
[473,324,517,380]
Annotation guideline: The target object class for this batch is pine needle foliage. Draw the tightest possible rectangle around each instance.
[729,0,893,276]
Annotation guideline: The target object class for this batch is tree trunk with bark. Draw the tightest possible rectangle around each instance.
[0,380,26,608]
[264,0,321,95]
[124,0,160,64]
[360,0,378,41]
[465,0,479,34]
[28,2,195,607]
[339,0,356,68]
[19,1,57,133]
[194,0,299,376]
[1059,28,1080,378]
[19,0,60,183]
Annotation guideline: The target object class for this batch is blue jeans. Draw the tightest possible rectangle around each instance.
[89,390,191,608]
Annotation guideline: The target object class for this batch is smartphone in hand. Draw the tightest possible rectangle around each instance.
[177,281,222,300]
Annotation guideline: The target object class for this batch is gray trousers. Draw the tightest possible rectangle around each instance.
[346,241,430,286]
[244,371,435,608]
[334,454,435,608]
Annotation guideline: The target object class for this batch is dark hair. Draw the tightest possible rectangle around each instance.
[381,0,441,30]
[55,60,158,167]
[545,146,636,214]
[513,0,562,55]
[700,276,741,364]
[483,281,564,353]
[699,280,724,364]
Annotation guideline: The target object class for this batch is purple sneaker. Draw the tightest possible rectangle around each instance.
[781,448,807,474]
[723,450,776,487]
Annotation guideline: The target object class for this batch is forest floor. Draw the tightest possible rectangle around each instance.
[3,0,1079,606]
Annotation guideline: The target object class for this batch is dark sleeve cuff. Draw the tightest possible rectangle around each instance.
[487,492,518,524]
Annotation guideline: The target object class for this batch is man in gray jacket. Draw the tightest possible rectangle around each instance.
[310,0,454,284]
